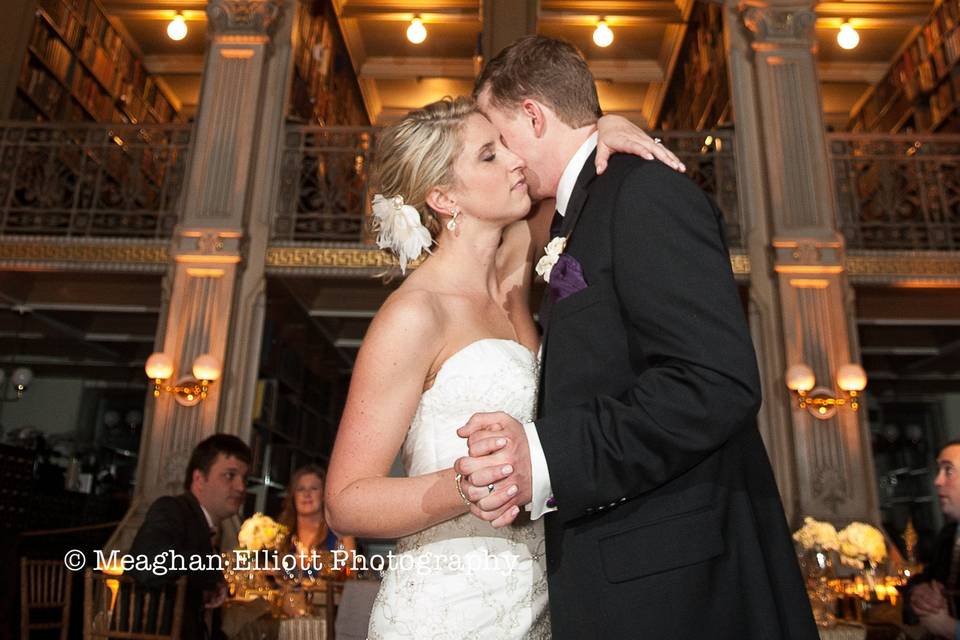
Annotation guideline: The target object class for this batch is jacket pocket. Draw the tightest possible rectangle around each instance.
[552,283,602,321]
[598,506,724,583]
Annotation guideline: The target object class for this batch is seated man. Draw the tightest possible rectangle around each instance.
[128,434,251,640]
[907,439,960,639]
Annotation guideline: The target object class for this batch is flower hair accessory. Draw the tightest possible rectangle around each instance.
[372,194,433,273]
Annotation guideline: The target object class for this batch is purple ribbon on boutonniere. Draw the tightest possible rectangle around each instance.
[549,253,588,302]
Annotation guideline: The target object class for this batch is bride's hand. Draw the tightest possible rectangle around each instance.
[595,114,685,175]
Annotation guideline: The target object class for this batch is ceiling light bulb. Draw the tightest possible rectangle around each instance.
[837,23,860,50]
[407,17,427,44]
[167,13,187,41]
[593,20,614,48]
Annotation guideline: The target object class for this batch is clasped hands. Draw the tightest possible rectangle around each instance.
[911,580,957,638]
[454,412,533,529]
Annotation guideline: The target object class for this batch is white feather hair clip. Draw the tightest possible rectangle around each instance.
[371,194,433,273]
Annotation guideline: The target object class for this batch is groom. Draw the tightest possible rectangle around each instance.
[455,36,817,638]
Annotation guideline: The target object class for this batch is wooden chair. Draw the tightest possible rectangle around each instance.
[83,569,187,640]
[20,558,73,640]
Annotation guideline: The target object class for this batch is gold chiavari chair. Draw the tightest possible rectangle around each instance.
[20,558,73,640]
[83,569,187,640]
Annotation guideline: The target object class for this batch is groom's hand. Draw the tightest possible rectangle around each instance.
[456,412,532,528]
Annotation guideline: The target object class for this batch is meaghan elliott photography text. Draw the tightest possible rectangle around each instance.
[65,548,526,577]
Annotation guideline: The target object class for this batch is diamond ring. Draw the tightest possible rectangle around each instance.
[487,483,495,494]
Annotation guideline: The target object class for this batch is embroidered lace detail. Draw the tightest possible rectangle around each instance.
[368,339,550,639]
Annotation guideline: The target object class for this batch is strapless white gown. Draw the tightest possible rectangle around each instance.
[367,339,551,639]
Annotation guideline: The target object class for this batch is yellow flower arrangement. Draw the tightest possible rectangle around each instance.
[793,517,840,552]
[838,522,887,569]
[237,513,289,551]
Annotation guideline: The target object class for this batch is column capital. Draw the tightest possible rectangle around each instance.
[206,0,282,36]
[739,2,816,45]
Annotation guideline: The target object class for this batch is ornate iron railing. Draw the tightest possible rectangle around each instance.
[0,121,192,238]
[272,126,742,247]
[828,133,960,251]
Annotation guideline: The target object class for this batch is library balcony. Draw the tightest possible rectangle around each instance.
[0,120,192,237]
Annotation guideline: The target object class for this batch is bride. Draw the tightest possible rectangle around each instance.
[324,96,680,638]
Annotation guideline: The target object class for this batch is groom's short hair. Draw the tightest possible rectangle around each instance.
[474,35,602,129]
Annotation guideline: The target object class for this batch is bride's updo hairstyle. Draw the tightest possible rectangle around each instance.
[372,96,478,240]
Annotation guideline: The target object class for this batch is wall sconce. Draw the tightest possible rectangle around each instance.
[0,366,34,400]
[145,352,221,407]
[785,363,867,419]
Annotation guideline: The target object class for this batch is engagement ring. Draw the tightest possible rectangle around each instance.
[487,483,495,494]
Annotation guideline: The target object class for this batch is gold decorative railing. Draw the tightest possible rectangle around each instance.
[0,121,192,238]
[272,126,743,247]
[828,133,960,251]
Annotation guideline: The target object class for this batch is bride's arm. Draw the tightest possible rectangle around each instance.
[595,114,686,174]
[324,291,468,539]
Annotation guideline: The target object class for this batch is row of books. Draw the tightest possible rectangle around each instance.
[22,0,180,125]
[849,0,960,132]
[658,2,728,130]
[18,62,64,116]
[29,20,71,83]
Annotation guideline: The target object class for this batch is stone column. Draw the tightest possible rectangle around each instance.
[724,0,880,525]
[108,0,293,551]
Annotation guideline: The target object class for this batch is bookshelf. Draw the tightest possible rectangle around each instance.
[4,0,180,124]
[245,316,345,515]
[848,0,960,132]
[656,2,730,131]
[288,0,368,126]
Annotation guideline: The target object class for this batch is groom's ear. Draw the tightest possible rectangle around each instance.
[521,99,546,139]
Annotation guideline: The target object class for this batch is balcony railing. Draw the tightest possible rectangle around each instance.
[0,121,192,238]
[272,126,742,247]
[828,133,960,251]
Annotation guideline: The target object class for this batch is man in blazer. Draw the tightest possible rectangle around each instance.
[905,440,960,638]
[128,434,251,639]
[456,35,817,638]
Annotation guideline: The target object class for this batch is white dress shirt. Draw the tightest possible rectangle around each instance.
[524,131,598,519]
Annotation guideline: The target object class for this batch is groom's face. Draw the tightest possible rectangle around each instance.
[477,91,552,201]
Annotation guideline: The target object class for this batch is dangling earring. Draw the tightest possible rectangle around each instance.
[447,208,460,235]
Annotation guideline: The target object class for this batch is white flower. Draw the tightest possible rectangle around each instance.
[237,513,287,551]
[792,517,840,552]
[838,521,887,568]
[535,236,567,283]
[371,194,433,273]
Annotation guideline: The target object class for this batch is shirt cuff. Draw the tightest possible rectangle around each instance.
[523,421,556,519]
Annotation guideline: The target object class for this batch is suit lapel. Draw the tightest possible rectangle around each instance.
[537,150,599,416]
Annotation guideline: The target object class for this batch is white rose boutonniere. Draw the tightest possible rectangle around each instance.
[535,236,567,283]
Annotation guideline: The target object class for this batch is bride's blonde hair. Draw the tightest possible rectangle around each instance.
[372,96,479,240]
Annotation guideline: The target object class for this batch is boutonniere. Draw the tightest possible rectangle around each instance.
[535,236,567,283]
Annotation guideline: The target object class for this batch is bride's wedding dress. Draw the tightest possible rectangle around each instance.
[367,338,550,639]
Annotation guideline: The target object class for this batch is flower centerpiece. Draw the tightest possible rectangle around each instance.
[233,513,289,598]
[837,522,886,570]
[238,512,288,551]
[793,517,840,554]
[793,517,841,628]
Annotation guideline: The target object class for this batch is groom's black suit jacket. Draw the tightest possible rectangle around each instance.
[535,151,817,639]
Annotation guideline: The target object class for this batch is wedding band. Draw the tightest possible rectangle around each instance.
[487,483,495,494]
